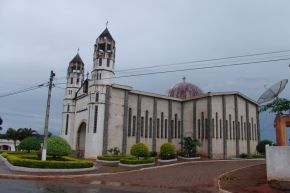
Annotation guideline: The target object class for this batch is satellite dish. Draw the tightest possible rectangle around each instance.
[257,79,288,104]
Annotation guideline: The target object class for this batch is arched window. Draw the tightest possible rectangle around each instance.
[95,92,99,102]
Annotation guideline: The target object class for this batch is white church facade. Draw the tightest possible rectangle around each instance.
[60,28,260,159]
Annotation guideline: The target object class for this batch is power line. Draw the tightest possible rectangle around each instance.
[115,49,290,72]
[0,83,47,98]
[105,57,290,80]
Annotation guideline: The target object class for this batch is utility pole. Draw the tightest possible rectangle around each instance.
[41,70,55,161]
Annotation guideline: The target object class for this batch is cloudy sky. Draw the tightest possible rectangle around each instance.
[1,0,290,142]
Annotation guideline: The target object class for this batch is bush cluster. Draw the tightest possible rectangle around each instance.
[160,142,176,160]
[120,157,155,165]
[239,153,248,158]
[3,152,93,169]
[47,136,71,158]
[130,143,149,158]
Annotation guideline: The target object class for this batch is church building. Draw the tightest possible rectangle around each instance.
[60,28,260,159]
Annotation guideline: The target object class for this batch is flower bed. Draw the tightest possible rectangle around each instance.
[1,152,93,169]
[119,157,155,167]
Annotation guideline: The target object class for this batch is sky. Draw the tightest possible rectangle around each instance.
[1,0,290,143]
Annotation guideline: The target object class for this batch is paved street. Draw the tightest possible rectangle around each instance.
[0,159,265,193]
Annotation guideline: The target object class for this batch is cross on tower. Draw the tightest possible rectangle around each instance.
[182,76,186,83]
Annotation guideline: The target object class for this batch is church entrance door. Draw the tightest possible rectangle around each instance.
[77,122,86,158]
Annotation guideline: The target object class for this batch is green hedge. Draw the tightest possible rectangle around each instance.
[97,155,135,161]
[120,157,155,165]
[3,152,93,169]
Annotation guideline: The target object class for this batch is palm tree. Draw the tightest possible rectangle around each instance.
[18,128,37,140]
[6,128,20,148]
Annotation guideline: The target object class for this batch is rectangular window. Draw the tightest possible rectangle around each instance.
[133,116,136,136]
[205,118,208,139]
[161,112,164,138]
[65,114,69,135]
[145,111,148,138]
[95,93,99,102]
[141,117,144,137]
[251,118,254,140]
[220,119,222,138]
[226,120,228,139]
[244,122,247,140]
[67,105,70,112]
[216,113,218,139]
[93,106,98,133]
[149,118,152,138]
[254,123,257,140]
[76,78,79,85]
[157,118,160,138]
[128,108,132,136]
[212,118,215,138]
[198,119,201,139]
[233,121,235,139]
[178,120,181,138]
[201,112,204,139]
[107,59,110,67]
[174,114,177,138]
[165,119,168,138]
[70,78,73,84]
[99,58,102,66]
[171,120,174,138]
[241,116,243,140]
[229,114,232,140]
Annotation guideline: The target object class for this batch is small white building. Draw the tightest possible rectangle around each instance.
[60,28,259,159]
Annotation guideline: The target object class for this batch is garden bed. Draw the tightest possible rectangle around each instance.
[1,152,93,169]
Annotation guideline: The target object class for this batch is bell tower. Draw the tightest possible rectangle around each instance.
[91,28,116,85]
[61,52,84,143]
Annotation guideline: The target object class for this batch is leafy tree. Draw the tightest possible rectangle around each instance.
[130,143,149,159]
[256,139,273,154]
[180,137,201,157]
[47,136,71,158]
[160,142,176,160]
[18,136,41,153]
[259,98,290,115]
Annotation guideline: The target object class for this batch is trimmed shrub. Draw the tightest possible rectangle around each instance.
[130,143,149,159]
[239,153,247,158]
[149,151,158,157]
[107,147,120,156]
[4,152,93,169]
[120,157,155,165]
[256,139,273,154]
[97,155,135,161]
[180,137,201,157]
[47,136,71,158]
[160,142,176,160]
[18,137,41,153]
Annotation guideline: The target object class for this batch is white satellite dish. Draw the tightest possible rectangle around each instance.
[257,79,288,104]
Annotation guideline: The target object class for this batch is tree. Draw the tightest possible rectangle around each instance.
[130,143,149,159]
[6,128,21,148]
[18,128,37,140]
[0,116,2,131]
[256,139,273,154]
[18,136,41,153]
[259,98,290,115]
[180,137,201,157]
[47,136,71,158]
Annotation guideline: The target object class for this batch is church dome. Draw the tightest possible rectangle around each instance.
[167,78,204,99]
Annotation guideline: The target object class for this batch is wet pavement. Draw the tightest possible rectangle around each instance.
[0,179,143,193]
[0,157,266,193]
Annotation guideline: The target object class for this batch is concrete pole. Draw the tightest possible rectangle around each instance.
[41,70,55,161]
